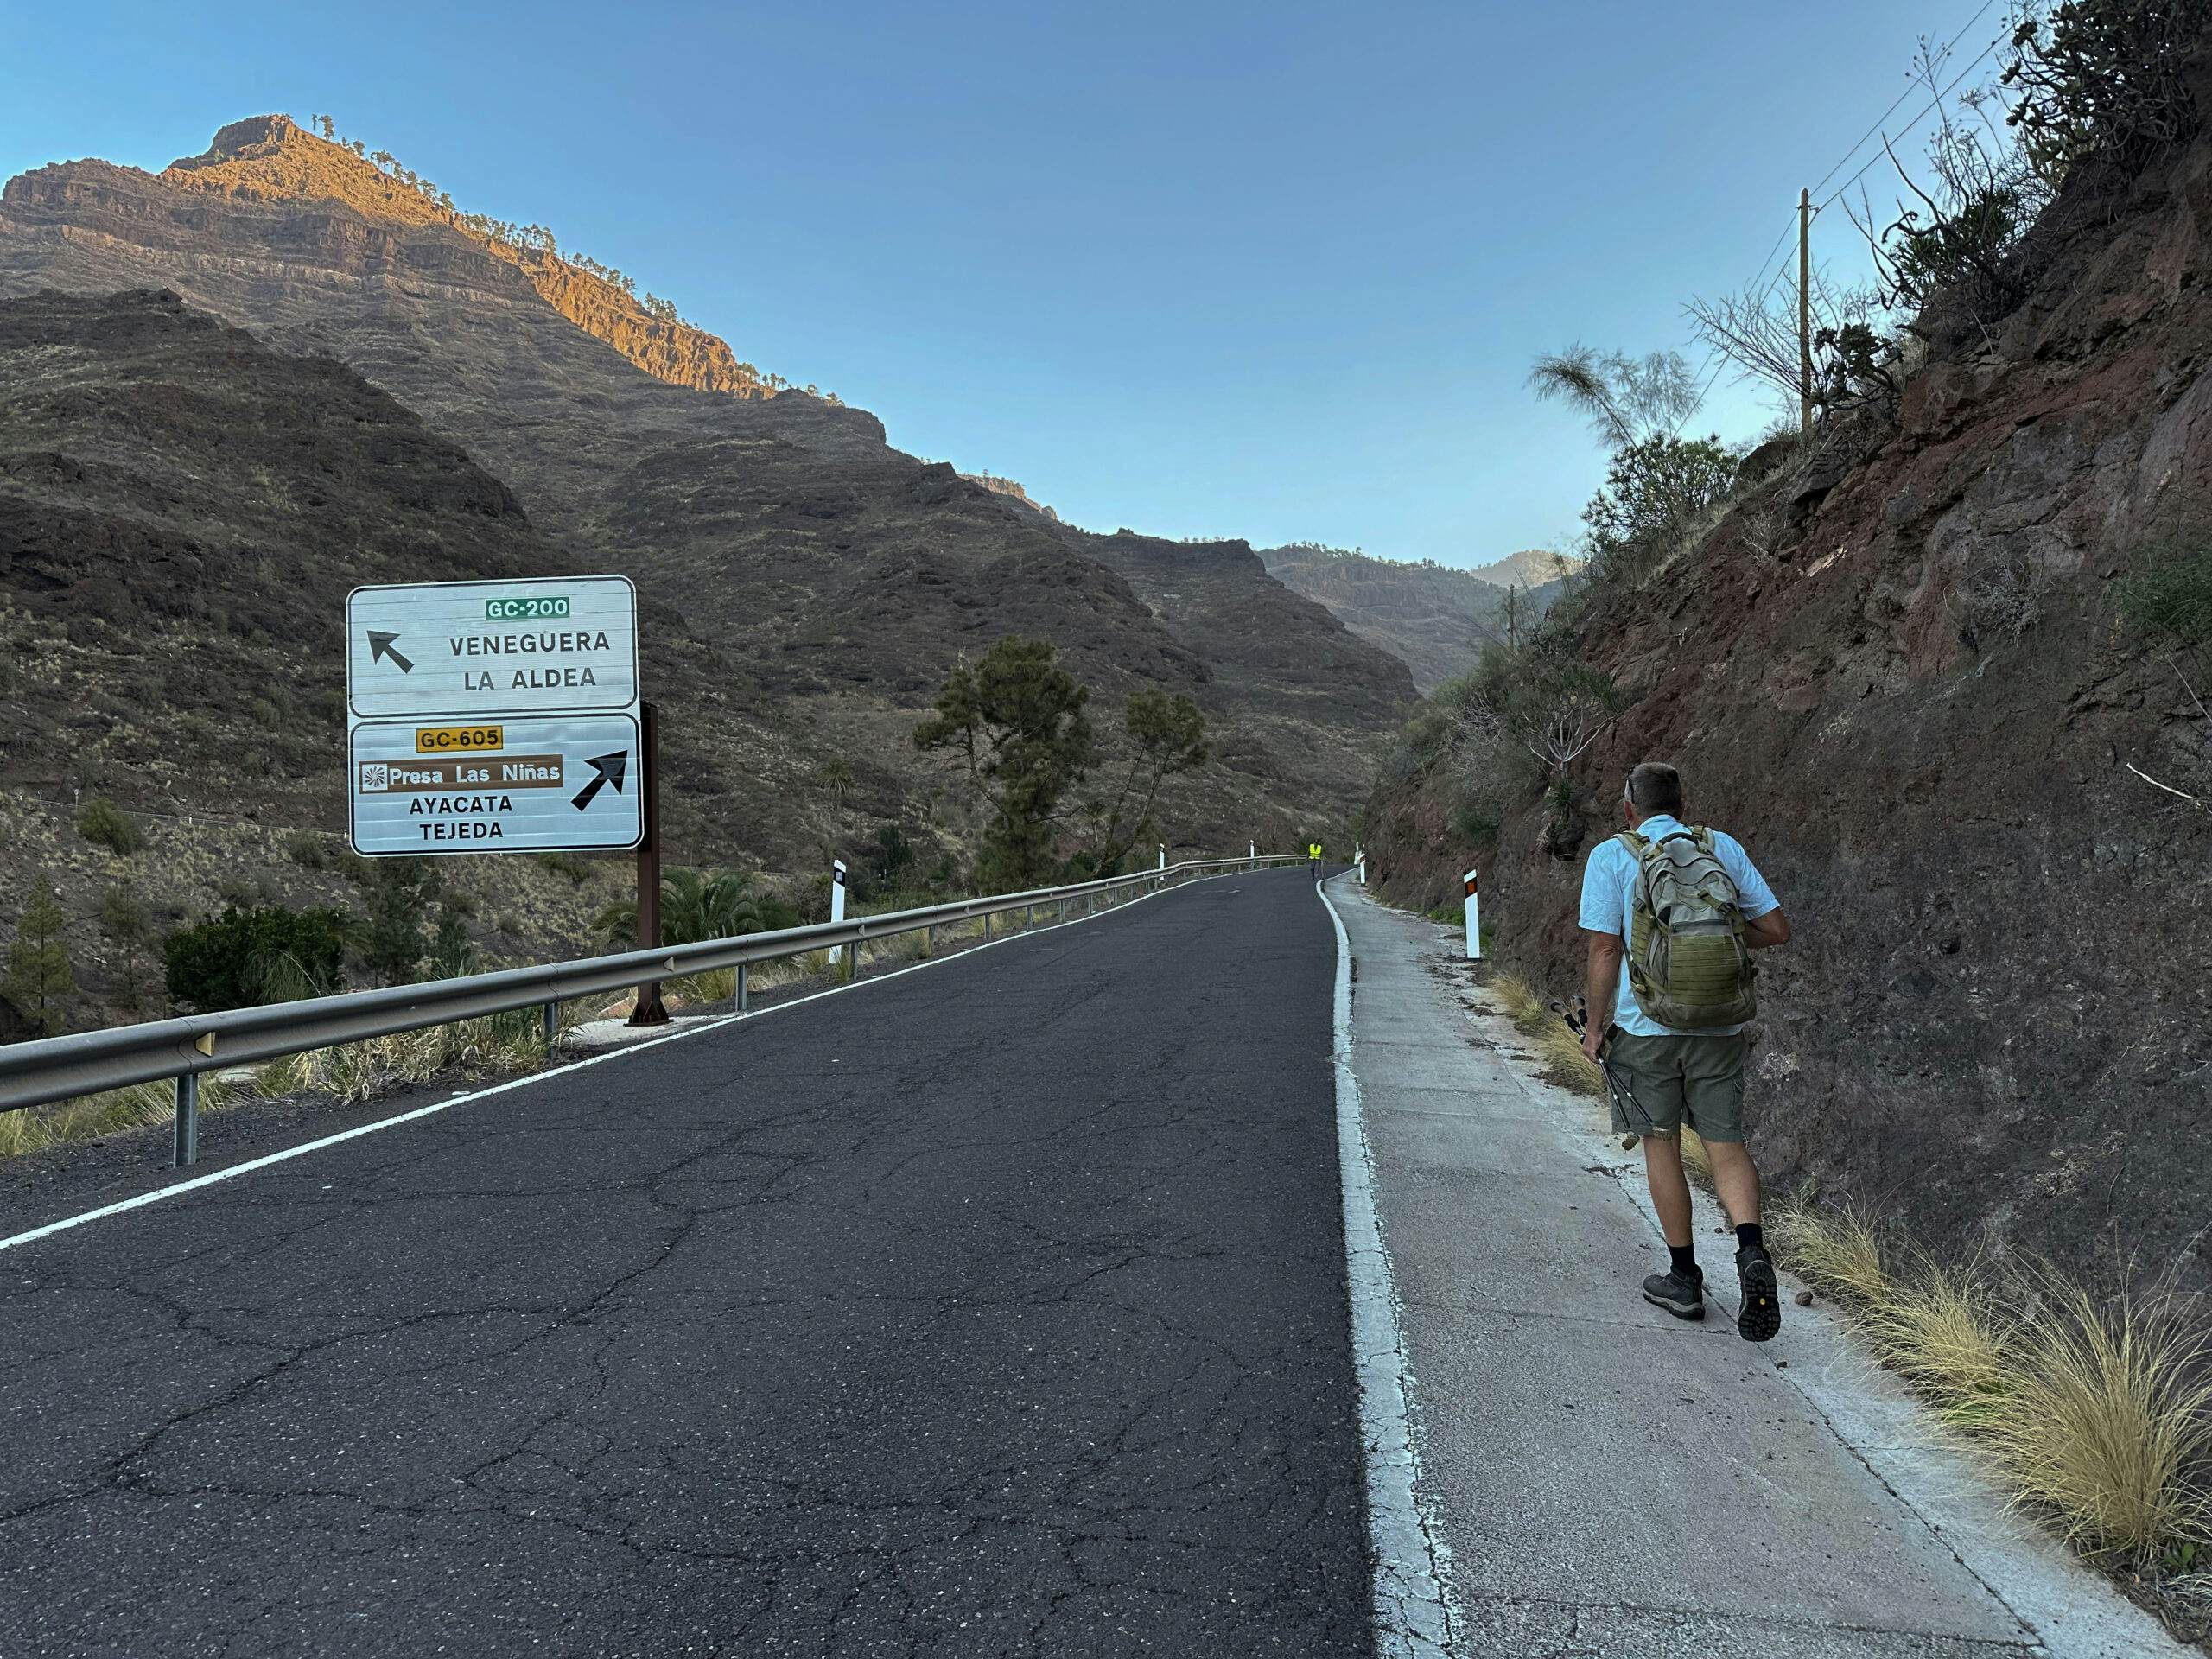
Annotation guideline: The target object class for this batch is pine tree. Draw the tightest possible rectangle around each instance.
[98,885,155,1014]
[4,883,76,1036]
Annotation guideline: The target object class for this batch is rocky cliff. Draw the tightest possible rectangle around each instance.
[1360,125,2212,1287]
[0,120,1414,864]
[162,116,798,401]
[957,474,1061,522]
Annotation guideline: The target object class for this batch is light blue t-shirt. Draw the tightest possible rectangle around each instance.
[1577,813,1780,1037]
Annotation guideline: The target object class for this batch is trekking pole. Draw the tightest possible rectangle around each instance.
[1554,995,1656,1150]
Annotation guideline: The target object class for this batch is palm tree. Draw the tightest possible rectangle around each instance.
[596,868,768,949]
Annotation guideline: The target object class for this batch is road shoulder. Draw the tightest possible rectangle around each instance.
[1328,878,2182,1659]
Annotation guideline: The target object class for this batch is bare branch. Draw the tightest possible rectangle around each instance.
[2126,760,2203,806]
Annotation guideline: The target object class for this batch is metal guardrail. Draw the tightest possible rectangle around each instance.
[0,854,1314,1166]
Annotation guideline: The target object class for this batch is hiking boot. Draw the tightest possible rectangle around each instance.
[1641,1265,1705,1321]
[1737,1248,1782,1343]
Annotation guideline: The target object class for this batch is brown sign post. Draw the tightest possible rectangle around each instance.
[626,700,669,1026]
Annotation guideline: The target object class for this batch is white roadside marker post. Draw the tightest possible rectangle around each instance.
[1249,839,1255,872]
[1157,842,1166,887]
[830,858,854,978]
[1464,868,1481,961]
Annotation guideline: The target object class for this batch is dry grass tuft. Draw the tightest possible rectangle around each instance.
[1985,1274,2212,1560]
[1488,971,1605,1100]
[1877,1257,2014,1418]
[1768,1191,1891,1306]
[1772,1193,2212,1566]
[256,1008,547,1105]
[0,1078,229,1157]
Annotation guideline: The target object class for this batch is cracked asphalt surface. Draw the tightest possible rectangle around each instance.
[0,868,1371,1657]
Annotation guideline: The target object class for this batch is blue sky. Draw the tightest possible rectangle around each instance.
[3,1,2005,565]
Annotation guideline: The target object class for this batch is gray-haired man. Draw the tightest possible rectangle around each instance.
[1577,761,1793,1340]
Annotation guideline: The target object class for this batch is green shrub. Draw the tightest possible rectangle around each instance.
[283,829,333,870]
[163,906,350,1012]
[535,850,595,886]
[2116,543,2212,641]
[76,797,144,856]
[1453,805,1501,846]
[215,870,276,911]
[2006,0,2212,181]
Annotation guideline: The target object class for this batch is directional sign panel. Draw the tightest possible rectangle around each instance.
[346,715,643,855]
[346,576,639,720]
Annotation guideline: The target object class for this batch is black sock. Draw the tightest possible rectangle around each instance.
[1737,1223,1766,1257]
[1668,1243,1699,1279]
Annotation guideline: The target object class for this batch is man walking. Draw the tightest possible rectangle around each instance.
[1578,761,1792,1340]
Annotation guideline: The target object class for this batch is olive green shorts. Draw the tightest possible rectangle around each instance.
[1604,1031,1747,1143]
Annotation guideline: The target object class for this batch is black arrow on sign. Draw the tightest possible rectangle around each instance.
[366,631,414,673]
[570,751,629,812]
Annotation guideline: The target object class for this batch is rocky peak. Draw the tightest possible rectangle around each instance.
[960,472,1061,522]
[156,114,815,404]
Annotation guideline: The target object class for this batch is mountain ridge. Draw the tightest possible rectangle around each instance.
[1255,542,1567,694]
[0,120,1415,868]
[158,114,817,404]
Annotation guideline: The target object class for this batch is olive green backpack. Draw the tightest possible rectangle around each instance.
[1618,826,1757,1029]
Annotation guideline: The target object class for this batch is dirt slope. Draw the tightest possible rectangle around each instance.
[1362,130,2212,1287]
[0,118,1414,861]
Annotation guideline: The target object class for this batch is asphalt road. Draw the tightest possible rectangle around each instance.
[0,868,1370,1657]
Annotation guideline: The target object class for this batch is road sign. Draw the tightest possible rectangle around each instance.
[346,715,643,855]
[346,576,639,720]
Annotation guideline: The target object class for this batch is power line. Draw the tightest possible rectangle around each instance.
[1681,1,2012,433]
[1805,0,2001,199]
[1726,0,2004,310]
[1815,33,2008,214]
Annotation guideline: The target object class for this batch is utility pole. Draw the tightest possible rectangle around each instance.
[1799,187,1814,438]
[1505,585,1521,650]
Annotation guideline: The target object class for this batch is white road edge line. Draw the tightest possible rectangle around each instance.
[0,871,1232,1256]
[1316,874,1459,1659]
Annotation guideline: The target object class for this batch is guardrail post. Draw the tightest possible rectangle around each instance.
[172,1071,199,1167]
[736,963,748,1013]
[984,912,993,943]
[925,923,936,956]
[1026,903,1034,927]
[542,1000,560,1052]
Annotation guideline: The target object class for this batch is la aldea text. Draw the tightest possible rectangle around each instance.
[462,668,600,691]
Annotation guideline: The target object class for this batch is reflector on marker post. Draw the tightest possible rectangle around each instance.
[1464,868,1481,960]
